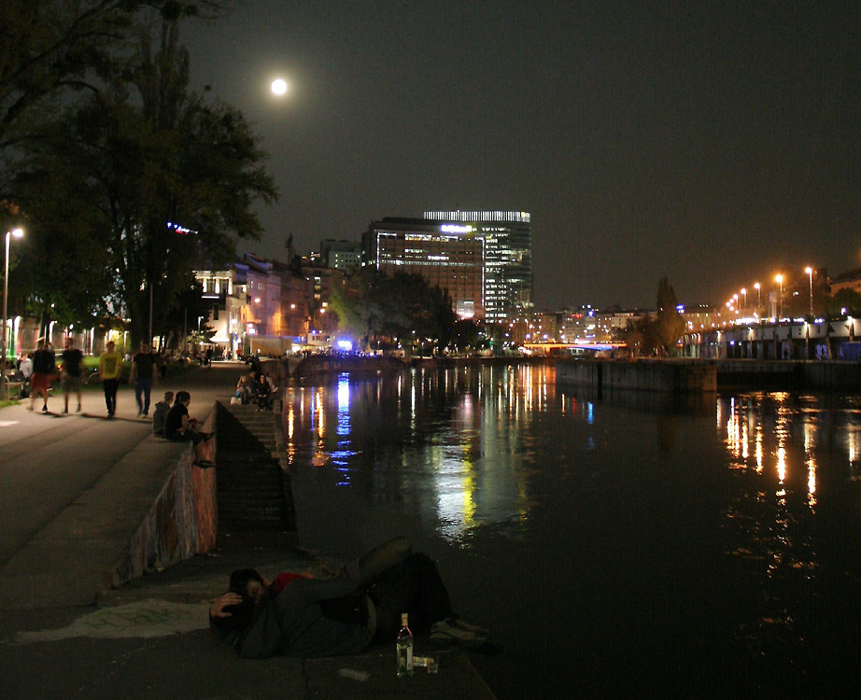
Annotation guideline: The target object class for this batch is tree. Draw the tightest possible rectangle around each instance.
[826,288,861,317]
[653,276,685,355]
[0,1,233,158]
[7,12,277,344]
[329,268,456,353]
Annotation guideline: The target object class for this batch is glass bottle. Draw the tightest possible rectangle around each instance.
[396,612,414,676]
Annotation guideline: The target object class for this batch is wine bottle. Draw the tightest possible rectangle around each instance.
[396,613,414,676]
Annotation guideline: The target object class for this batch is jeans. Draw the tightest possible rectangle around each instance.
[367,553,453,638]
[102,378,119,414]
[135,377,153,415]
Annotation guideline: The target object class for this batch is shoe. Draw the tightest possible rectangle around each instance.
[107,411,114,419]
[449,615,489,637]
[430,618,488,647]
[142,412,148,418]
[193,460,216,469]
[62,407,68,414]
[41,405,48,413]
[76,405,82,412]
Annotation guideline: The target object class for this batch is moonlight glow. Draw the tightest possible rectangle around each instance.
[271,79,287,95]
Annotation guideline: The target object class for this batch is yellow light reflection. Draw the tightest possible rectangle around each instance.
[777,446,786,484]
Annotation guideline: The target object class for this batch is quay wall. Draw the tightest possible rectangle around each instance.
[556,359,717,393]
[112,408,218,587]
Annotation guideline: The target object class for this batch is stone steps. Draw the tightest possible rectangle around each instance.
[214,401,295,532]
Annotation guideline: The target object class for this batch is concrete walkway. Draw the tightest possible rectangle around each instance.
[0,363,497,700]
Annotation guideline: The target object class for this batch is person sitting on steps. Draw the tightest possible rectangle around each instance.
[165,390,214,468]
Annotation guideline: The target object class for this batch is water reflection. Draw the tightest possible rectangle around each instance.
[282,366,861,697]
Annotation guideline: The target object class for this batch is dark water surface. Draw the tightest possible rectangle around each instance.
[282,363,861,698]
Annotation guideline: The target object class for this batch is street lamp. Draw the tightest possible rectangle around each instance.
[805,266,813,317]
[741,288,747,311]
[2,227,24,400]
[776,274,784,319]
[754,282,761,308]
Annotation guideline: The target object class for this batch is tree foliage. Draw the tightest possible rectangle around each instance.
[329,268,456,352]
[0,1,233,156]
[653,276,685,354]
[620,277,685,356]
[6,9,277,344]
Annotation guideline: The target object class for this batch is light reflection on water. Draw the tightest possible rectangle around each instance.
[282,364,861,698]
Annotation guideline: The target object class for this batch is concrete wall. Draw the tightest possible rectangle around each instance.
[556,359,717,393]
[112,410,217,587]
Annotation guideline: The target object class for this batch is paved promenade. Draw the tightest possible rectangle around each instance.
[0,363,496,700]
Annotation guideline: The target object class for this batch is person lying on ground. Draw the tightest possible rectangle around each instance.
[208,537,488,658]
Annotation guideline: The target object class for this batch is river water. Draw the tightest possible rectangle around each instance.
[281,362,861,698]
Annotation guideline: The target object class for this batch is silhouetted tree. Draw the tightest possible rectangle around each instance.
[653,276,685,355]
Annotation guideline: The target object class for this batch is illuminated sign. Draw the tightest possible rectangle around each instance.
[440,225,473,234]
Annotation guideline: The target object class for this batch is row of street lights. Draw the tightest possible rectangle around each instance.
[728,267,816,321]
[2,227,25,400]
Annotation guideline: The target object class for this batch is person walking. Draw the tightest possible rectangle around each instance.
[60,338,84,414]
[30,339,56,413]
[129,342,157,418]
[98,340,123,418]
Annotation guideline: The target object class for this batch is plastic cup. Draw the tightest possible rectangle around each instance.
[426,656,439,674]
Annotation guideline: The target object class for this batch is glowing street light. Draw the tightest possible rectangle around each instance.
[2,227,24,400]
[776,274,784,319]
[741,288,747,310]
[805,266,813,317]
[754,282,761,308]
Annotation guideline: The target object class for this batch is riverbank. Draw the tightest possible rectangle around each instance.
[0,364,497,699]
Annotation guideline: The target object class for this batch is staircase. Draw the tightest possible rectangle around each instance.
[215,399,296,532]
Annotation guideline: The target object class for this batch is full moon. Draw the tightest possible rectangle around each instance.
[271,79,288,95]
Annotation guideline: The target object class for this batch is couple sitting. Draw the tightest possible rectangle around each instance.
[209,537,488,658]
[164,390,214,468]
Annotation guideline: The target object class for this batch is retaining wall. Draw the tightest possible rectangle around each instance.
[556,359,717,393]
[111,409,218,587]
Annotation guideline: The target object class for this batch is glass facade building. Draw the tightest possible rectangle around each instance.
[365,218,485,319]
[423,211,533,324]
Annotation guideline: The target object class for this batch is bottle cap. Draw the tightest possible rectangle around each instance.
[401,613,409,626]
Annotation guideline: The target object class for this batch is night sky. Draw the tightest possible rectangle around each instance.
[182,1,860,311]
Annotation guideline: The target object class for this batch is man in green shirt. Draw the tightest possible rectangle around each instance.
[98,340,123,418]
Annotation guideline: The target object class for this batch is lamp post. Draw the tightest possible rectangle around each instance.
[754,282,761,309]
[2,227,24,401]
[805,266,813,317]
[776,274,784,319]
[741,288,747,313]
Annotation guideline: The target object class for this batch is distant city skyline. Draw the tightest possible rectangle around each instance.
[182,1,860,311]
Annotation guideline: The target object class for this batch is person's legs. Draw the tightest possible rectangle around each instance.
[134,378,144,414]
[344,537,412,587]
[103,379,118,415]
[142,377,152,415]
[369,553,453,638]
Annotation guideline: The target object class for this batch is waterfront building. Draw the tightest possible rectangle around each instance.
[364,218,486,320]
[829,268,861,296]
[194,267,248,358]
[319,239,363,270]
[423,210,533,324]
[679,304,721,332]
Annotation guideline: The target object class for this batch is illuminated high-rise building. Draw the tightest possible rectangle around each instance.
[423,211,533,324]
[364,218,485,319]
